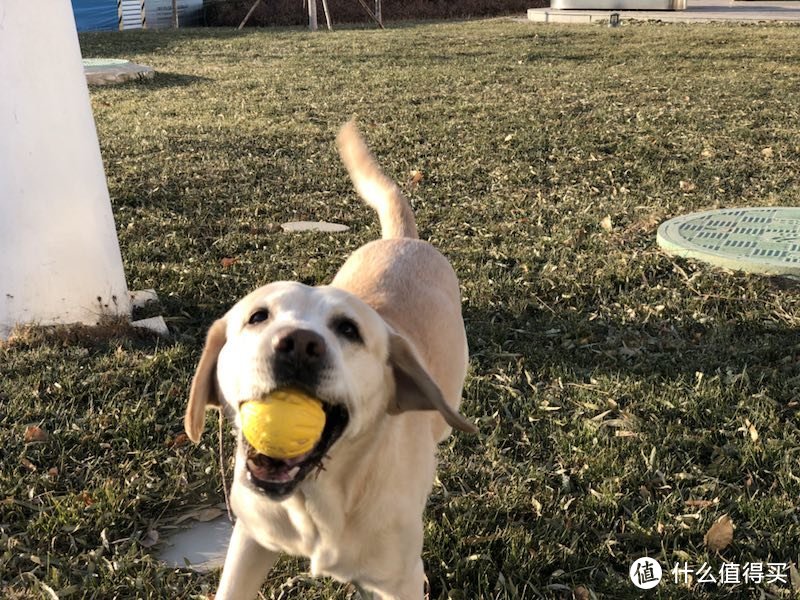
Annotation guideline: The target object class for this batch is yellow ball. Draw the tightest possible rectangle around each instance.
[240,389,326,459]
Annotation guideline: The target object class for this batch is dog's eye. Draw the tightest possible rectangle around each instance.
[247,309,270,326]
[333,318,362,343]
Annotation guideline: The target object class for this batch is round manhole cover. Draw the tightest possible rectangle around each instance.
[657,207,800,275]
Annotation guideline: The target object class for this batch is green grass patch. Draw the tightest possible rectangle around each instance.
[2,19,800,599]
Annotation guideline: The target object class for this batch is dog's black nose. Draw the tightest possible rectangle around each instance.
[273,328,326,363]
[271,328,327,387]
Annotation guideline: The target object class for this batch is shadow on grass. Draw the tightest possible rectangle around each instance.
[101,71,211,90]
[152,71,212,88]
[463,298,799,387]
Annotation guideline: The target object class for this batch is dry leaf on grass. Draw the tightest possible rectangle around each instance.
[221,257,238,268]
[762,147,774,159]
[140,529,159,548]
[38,582,59,600]
[531,496,542,517]
[166,432,190,448]
[679,180,696,193]
[195,507,224,522]
[24,425,48,443]
[600,215,613,232]
[407,170,424,192]
[175,506,225,524]
[615,430,638,438]
[745,419,759,442]
[573,585,591,600]
[789,563,800,591]
[704,514,734,552]
[685,499,715,509]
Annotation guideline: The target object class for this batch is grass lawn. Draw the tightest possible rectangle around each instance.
[3,18,800,600]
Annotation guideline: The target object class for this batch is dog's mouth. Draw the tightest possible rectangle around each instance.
[244,401,349,500]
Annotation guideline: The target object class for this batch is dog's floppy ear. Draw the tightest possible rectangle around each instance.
[388,332,477,433]
[185,319,227,443]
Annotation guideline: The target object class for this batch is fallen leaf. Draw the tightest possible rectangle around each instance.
[761,147,774,159]
[406,171,423,194]
[531,496,542,517]
[24,425,48,443]
[600,215,613,232]
[685,499,714,509]
[39,581,58,600]
[78,491,94,506]
[573,585,591,600]
[746,419,759,442]
[679,180,696,193]
[140,529,159,548]
[704,514,734,552]
[615,430,638,438]
[47,467,59,478]
[195,507,224,522]
[175,506,225,524]
[221,257,238,268]
[701,148,714,158]
[789,563,800,591]
[20,458,36,472]
[167,432,190,448]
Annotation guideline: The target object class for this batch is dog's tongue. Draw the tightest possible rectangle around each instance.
[246,451,312,483]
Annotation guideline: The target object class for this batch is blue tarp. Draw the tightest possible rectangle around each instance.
[71,0,118,32]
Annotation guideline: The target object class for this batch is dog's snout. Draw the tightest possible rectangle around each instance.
[273,328,327,363]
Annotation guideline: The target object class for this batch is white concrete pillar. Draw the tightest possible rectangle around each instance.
[0,0,131,338]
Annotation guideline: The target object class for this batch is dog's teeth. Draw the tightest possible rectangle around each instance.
[288,466,300,478]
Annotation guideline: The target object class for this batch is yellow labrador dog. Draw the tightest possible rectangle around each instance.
[185,121,476,600]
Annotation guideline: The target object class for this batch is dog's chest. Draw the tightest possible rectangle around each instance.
[233,484,361,580]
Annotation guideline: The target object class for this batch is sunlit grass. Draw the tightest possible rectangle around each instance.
[2,18,800,599]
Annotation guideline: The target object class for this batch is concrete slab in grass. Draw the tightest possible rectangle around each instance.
[281,221,349,233]
[158,516,232,572]
[83,58,154,85]
[131,315,169,336]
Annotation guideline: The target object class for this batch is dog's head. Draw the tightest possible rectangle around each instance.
[185,281,474,499]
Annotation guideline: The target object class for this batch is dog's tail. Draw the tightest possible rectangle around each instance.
[336,120,418,240]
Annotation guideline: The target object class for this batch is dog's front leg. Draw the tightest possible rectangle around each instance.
[216,520,278,600]
[360,558,425,600]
